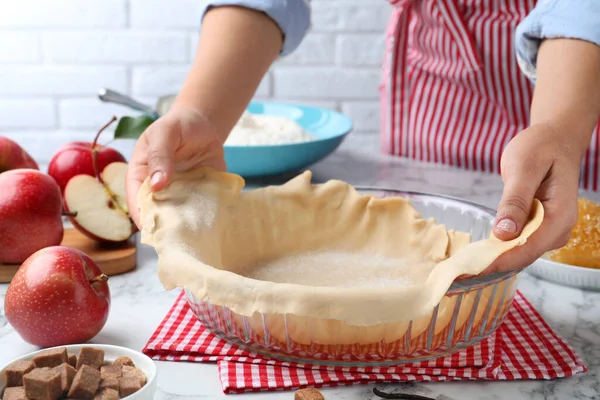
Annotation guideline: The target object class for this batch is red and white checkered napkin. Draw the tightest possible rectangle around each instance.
[142,290,587,394]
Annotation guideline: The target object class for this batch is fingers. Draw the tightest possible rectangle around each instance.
[493,182,539,240]
[493,152,550,241]
[125,138,149,228]
[125,170,143,229]
[145,125,179,192]
[484,174,579,275]
[484,129,580,275]
[125,121,180,228]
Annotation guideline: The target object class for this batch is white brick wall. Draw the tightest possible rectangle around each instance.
[42,32,190,63]
[0,0,390,164]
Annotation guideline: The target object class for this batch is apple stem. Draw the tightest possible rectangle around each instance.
[92,116,117,185]
[62,210,78,217]
[92,116,117,149]
[90,274,109,284]
[89,116,130,220]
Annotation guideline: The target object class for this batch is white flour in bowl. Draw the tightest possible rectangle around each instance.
[224,111,316,146]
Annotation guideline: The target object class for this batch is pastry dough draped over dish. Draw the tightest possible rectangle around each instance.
[138,167,544,326]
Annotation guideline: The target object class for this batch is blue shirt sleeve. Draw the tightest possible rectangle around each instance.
[515,0,600,83]
[199,0,311,56]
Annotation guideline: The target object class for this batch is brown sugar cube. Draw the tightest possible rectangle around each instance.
[32,348,68,369]
[99,376,119,391]
[22,367,63,400]
[76,347,104,371]
[94,388,120,400]
[4,360,35,387]
[67,365,101,399]
[100,365,122,379]
[117,377,141,398]
[121,366,146,386]
[51,363,76,394]
[2,386,27,400]
[294,388,324,400]
[111,357,134,369]
[67,354,77,369]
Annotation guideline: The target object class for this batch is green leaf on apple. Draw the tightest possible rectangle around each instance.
[113,115,156,139]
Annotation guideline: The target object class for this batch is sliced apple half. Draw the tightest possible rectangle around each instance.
[101,161,129,213]
[64,161,135,243]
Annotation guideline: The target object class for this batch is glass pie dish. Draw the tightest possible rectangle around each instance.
[181,189,522,366]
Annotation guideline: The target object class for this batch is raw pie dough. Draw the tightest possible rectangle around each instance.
[138,167,544,327]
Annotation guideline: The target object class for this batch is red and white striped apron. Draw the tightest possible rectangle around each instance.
[380,0,600,191]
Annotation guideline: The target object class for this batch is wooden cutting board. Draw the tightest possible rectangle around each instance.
[0,228,137,283]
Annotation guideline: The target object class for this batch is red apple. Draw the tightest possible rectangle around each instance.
[4,246,111,347]
[0,169,64,264]
[64,161,136,243]
[47,116,126,193]
[0,136,39,173]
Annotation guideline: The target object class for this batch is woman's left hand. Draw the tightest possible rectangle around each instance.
[483,122,583,274]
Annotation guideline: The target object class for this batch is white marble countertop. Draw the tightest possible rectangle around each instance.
[1,147,600,400]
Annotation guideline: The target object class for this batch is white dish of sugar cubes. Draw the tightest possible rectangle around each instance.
[0,344,157,400]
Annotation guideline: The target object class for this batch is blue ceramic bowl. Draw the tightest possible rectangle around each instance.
[223,101,353,177]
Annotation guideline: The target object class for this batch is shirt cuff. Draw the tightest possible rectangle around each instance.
[199,0,311,56]
[515,0,600,83]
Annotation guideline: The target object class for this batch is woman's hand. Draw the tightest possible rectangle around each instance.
[483,37,600,275]
[484,122,582,274]
[124,6,283,229]
[125,106,226,228]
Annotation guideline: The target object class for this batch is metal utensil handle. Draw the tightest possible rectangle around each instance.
[98,88,156,115]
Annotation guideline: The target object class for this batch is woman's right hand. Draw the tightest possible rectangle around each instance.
[125,106,226,228]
